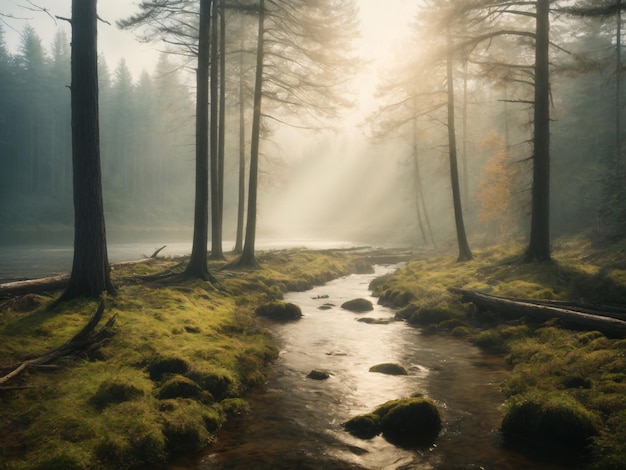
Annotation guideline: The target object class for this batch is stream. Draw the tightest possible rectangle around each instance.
[174,265,569,470]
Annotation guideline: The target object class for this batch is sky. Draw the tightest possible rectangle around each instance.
[1,0,418,83]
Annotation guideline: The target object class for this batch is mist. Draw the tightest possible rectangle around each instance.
[1,0,625,280]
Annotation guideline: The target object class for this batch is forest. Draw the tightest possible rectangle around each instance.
[0,0,623,261]
[2,0,626,469]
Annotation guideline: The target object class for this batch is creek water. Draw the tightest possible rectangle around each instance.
[175,265,569,470]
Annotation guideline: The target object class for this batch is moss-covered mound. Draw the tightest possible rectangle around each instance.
[255,301,302,321]
[344,397,442,447]
[502,393,600,451]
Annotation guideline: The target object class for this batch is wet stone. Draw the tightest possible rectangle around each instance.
[341,298,374,312]
[307,370,331,380]
[369,363,408,376]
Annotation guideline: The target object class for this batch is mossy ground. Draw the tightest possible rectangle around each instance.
[0,249,371,470]
[372,235,626,468]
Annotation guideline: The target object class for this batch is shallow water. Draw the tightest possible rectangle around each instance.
[175,266,570,470]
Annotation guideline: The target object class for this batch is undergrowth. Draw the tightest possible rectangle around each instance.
[0,249,371,470]
[372,235,626,468]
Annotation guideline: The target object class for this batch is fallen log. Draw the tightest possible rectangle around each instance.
[0,300,116,387]
[0,259,153,300]
[450,288,626,338]
[0,274,69,300]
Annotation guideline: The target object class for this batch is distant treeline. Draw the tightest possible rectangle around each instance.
[0,26,196,234]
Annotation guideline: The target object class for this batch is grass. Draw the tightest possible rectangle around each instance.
[370,235,626,468]
[0,249,372,470]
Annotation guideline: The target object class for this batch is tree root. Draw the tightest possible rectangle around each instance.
[0,300,116,387]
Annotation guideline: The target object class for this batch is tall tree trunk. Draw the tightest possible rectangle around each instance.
[184,0,215,281]
[525,0,551,262]
[617,0,623,168]
[446,30,472,262]
[234,20,247,254]
[218,0,226,252]
[237,0,265,267]
[59,0,116,301]
[210,0,224,260]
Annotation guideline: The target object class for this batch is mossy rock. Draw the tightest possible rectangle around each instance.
[376,397,442,447]
[345,398,442,447]
[341,298,374,312]
[395,304,419,320]
[147,356,190,382]
[407,307,452,326]
[369,363,408,376]
[157,375,204,400]
[343,413,381,439]
[378,289,414,307]
[90,380,144,410]
[255,301,302,321]
[502,394,600,451]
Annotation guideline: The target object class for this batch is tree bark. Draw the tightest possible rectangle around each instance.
[234,18,247,255]
[59,0,116,301]
[446,29,473,262]
[184,0,216,281]
[525,0,551,262]
[237,0,265,267]
[210,0,224,260]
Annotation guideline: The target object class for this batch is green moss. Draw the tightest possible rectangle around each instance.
[0,249,369,469]
[254,301,302,321]
[502,392,600,451]
[90,379,145,410]
[474,330,510,354]
[343,413,381,439]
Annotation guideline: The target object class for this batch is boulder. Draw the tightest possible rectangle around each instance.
[377,398,442,447]
[306,369,330,380]
[369,363,408,375]
[341,298,373,312]
[344,397,442,448]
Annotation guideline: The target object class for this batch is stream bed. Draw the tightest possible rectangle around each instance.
[174,265,569,470]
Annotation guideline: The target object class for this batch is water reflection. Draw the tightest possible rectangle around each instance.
[177,266,568,470]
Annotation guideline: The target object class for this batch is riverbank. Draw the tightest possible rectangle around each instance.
[370,236,626,468]
[2,237,625,469]
[0,248,379,469]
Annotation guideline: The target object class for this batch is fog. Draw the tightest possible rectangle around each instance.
[1,1,624,275]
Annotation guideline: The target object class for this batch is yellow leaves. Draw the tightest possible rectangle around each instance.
[475,130,515,230]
